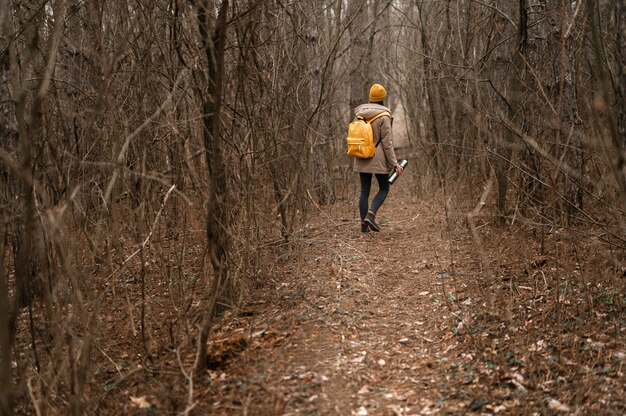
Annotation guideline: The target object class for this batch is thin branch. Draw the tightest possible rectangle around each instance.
[467,176,494,278]
[106,184,176,279]
[103,70,189,210]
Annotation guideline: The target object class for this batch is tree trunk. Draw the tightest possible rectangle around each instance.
[490,1,519,219]
[617,1,626,157]
[586,0,626,210]
[305,2,333,205]
[519,0,545,212]
[363,0,381,88]
[417,3,444,180]
[0,231,10,416]
[195,0,229,372]
[348,0,368,115]
[540,0,583,219]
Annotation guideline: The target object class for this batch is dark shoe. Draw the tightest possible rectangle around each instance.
[361,222,370,233]
[364,212,380,232]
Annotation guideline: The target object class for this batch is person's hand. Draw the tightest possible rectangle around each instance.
[395,164,404,175]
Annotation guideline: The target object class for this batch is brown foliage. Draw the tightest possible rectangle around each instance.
[0,0,624,414]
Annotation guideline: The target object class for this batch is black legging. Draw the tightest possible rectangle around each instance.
[359,172,390,221]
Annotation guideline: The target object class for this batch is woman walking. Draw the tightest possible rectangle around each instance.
[354,84,403,233]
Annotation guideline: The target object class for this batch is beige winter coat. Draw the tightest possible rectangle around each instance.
[352,103,398,174]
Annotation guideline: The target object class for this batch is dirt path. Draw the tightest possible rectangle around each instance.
[201,181,483,415]
[196,179,626,416]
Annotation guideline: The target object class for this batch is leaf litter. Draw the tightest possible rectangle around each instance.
[96,180,626,415]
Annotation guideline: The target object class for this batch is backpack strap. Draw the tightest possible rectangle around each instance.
[366,111,392,148]
[366,111,391,124]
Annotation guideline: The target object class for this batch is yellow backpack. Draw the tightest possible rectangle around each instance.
[346,111,391,159]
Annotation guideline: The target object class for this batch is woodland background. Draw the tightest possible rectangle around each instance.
[1,0,625,414]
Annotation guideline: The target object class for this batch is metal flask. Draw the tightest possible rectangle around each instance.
[388,159,408,184]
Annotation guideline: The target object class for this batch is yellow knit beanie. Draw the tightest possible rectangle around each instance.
[369,84,387,102]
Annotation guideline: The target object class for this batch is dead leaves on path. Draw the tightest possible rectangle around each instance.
[193,199,626,415]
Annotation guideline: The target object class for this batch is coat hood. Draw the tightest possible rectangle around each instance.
[354,103,391,120]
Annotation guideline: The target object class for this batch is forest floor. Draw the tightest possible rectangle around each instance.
[18,177,622,415]
[159,178,626,416]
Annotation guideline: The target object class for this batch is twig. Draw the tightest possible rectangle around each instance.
[98,347,123,377]
[141,184,177,248]
[103,70,189,209]
[466,176,494,282]
[26,377,42,416]
[564,0,583,39]
[306,189,340,227]
[177,347,198,416]
[106,184,176,279]
[440,177,456,313]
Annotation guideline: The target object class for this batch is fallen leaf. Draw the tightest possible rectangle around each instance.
[352,355,366,364]
[405,389,419,405]
[130,396,152,409]
[529,340,545,352]
[548,398,571,412]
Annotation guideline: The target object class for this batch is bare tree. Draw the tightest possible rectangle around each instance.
[347,0,369,114]
[194,0,229,372]
[616,0,626,176]
[615,0,626,156]
[0,4,19,410]
[587,0,626,210]
[1,1,625,413]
